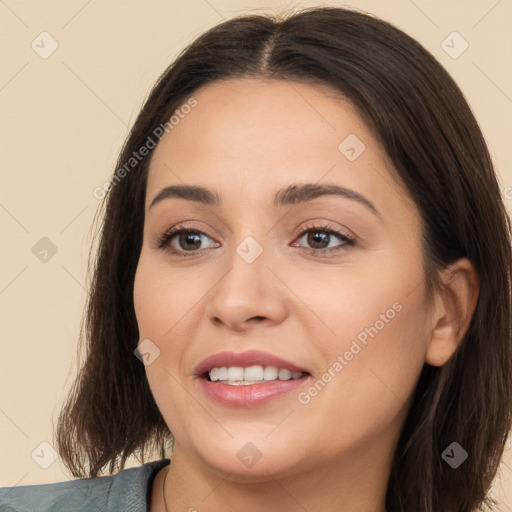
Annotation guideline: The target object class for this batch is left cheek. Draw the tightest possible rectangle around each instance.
[350,304,427,406]
[315,280,425,374]
[320,316,424,426]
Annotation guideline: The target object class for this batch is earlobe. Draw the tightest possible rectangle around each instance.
[425,258,480,367]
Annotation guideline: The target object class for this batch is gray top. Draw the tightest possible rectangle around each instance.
[0,458,170,512]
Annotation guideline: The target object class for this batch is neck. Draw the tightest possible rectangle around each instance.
[160,433,396,512]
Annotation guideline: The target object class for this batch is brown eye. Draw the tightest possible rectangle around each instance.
[174,232,203,251]
[156,226,219,257]
[293,223,355,255]
[305,231,332,249]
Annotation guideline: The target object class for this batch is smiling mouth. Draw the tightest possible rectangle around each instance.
[195,350,311,406]
[205,365,308,385]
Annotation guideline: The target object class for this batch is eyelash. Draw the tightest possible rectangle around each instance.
[154,221,356,258]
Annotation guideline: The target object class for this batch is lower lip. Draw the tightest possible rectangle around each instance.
[199,377,309,407]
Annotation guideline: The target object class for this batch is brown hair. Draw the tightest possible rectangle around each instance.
[55,6,512,511]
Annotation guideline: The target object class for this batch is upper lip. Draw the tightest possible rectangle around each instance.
[195,350,309,376]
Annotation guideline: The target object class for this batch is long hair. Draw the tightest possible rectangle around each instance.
[54,6,512,511]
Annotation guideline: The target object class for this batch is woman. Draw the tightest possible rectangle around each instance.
[1,5,510,512]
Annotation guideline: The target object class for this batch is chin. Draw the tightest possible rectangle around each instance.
[183,431,310,480]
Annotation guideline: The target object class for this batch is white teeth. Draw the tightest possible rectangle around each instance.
[278,369,292,380]
[263,366,278,380]
[208,365,305,384]
[244,365,264,381]
[227,367,244,381]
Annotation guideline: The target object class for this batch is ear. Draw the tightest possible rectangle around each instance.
[425,258,480,367]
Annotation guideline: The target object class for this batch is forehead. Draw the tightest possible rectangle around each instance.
[145,78,411,215]
[150,78,365,167]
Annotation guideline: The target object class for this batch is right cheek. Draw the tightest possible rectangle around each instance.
[133,260,162,314]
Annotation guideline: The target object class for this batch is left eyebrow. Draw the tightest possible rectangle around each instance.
[148,182,381,219]
[273,183,381,218]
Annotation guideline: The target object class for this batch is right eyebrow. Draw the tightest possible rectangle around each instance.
[148,185,221,210]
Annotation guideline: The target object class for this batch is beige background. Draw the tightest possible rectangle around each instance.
[1,0,511,507]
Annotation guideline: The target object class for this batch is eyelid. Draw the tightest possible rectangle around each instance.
[291,220,355,244]
[154,220,356,257]
[153,223,218,252]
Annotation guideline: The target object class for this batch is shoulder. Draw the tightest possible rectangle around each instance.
[0,458,170,512]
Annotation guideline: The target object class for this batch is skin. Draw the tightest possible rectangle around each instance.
[133,78,479,512]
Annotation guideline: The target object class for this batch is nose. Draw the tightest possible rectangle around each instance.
[204,242,288,333]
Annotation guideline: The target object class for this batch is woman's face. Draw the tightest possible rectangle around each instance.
[133,78,433,479]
